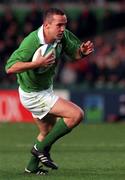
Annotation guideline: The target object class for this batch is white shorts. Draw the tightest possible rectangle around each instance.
[18,86,59,119]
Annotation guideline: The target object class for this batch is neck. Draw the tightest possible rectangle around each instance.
[43,26,54,44]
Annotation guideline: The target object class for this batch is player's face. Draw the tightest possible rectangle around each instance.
[46,14,67,41]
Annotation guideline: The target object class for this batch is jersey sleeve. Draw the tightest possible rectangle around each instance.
[62,29,81,60]
[5,31,39,70]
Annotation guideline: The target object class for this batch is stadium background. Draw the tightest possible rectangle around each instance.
[1,1,125,180]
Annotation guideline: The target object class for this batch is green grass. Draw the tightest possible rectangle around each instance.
[1,123,125,180]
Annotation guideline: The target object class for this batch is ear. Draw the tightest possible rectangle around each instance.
[44,22,50,29]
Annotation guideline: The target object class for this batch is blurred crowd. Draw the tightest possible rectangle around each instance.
[61,31,125,89]
[1,5,125,89]
[0,0,124,4]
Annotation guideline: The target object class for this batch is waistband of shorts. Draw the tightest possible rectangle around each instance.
[19,85,53,94]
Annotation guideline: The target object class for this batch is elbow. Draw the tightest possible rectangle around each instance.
[6,70,10,74]
[6,68,9,74]
[6,68,21,74]
[6,68,13,74]
[5,69,10,74]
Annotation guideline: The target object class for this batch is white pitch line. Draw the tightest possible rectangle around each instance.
[16,143,125,148]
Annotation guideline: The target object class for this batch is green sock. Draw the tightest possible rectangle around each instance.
[26,155,39,172]
[36,118,72,152]
[26,118,71,171]
[34,140,52,152]
[26,139,42,171]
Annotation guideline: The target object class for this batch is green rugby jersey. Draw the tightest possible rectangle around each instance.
[5,28,81,92]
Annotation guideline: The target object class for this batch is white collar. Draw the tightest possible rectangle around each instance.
[38,25,46,45]
[38,25,60,46]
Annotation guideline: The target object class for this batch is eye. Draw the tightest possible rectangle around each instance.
[57,23,66,28]
[57,24,62,27]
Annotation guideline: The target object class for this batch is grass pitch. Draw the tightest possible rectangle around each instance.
[0,122,125,180]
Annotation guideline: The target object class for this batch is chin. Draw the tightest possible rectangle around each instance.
[56,36,63,40]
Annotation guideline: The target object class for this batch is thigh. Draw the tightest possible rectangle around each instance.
[49,97,82,118]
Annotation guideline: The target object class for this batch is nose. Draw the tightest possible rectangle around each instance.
[61,25,65,32]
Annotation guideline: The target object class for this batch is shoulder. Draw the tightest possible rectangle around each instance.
[20,29,40,49]
[23,29,39,43]
[63,29,80,41]
[61,29,71,45]
[62,29,80,43]
[63,29,73,39]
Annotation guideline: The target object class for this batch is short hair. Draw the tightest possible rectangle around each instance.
[43,8,65,23]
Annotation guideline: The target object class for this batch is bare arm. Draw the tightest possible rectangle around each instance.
[6,49,55,74]
[6,61,38,74]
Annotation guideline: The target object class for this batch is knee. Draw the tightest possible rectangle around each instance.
[67,108,84,128]
[74,108,84,125]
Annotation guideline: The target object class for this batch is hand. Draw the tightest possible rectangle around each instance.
[33,49,56,68]
[80,41,94,56]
